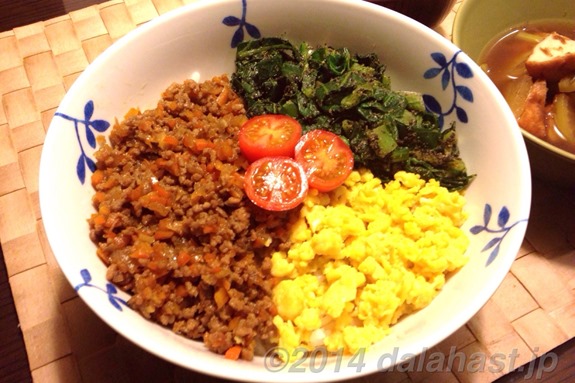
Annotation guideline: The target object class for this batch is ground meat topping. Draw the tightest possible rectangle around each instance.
[89,76,292,360]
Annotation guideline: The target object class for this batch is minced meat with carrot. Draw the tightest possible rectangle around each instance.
[88,76,293,360]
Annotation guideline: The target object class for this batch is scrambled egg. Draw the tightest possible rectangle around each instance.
[271,170,469,356]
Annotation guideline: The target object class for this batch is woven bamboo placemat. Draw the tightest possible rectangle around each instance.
[0,0,574,382]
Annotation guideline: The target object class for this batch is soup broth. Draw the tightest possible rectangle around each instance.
[479,19,575,154]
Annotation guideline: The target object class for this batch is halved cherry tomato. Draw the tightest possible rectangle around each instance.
[238,115,302,163]
[244,157,308,211]
[294,129,354,192]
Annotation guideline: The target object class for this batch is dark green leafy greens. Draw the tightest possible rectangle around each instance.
[231,37,473,191]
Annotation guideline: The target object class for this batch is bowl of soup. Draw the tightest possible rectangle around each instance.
[453,0,575,188]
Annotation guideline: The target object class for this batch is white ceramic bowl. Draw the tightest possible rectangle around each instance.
[39,0,531,381]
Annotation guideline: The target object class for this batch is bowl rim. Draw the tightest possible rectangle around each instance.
[522,128,575,163]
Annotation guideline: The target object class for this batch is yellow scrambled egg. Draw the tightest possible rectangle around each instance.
[271,170,469,356]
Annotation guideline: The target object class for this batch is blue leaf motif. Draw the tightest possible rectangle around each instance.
[431,52,447,67]
[54,100,110,184]
[456,106,468,123]
[231,27,245,48]
[77,155,86,184]
[86,125,96,148]
[441,69,450,90]
[498,206,510,228]
[470,203,528,266]
[483,204,492,226]
[74,269,128,311]
[245,22,261,39]
[84,100,94,121]
[423,50,473,127]
[482,237,501,252]
[469,225,484,235]
[81,269,92,283]
[423,95,442,115]
[91,119,110,132]
[107,283,118,295]
[223,0,260,47]
[456,85,474,102]
[222,15,241,26]
[487,246,500,266]
[109,296,122,311]
[424,68,442,79]
[86,156,96,173]
[455,62,473,78]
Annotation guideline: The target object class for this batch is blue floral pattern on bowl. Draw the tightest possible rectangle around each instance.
[471,204,529,266]
[423,51,474,128]
[54,100,110,184]
[222,0,261,48]
[75,269,128,311]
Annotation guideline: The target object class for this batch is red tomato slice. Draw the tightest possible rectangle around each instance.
[238,115,302,163]
[294,130,354,192]
[244,157,308,211]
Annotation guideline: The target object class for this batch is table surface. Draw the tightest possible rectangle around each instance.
[0,1,574,383]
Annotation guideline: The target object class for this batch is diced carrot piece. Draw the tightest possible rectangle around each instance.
[98,204,111,215]
[138,120,153,132]
[194,138,215,152]
[124,107,140,119]
[224,345,242,360]
[128,185,143,201]
[163,101,178,113]
[155,103,165,117]
[159,134,179,150]
[154,229,174,240]
[216,140,234,161]
[202,224,217,234]
[147,261,159,271]
[91,169,104,186]
[103,230,116,239]
[101,176,118,190]
[214,286,229,308]
[219,279,231,291]
[166,118,178,129]
[130,242,153,259]
[228,317,241,330]
[182,133,195,149]
[176,251,191,267]
[175,285,188,297]
[181,110,194,122]
[157,218,170,230]
[91,213,106,226]
[152,183,170,198]
[143,183,172,207]
[155,158,179,176]
[130,251,150,260]
[92,191,106,204]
